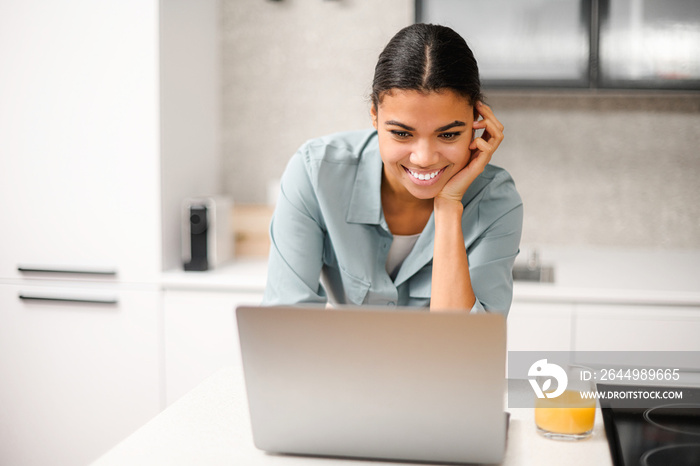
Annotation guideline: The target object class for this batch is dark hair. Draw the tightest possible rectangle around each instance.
[371,23,482,109]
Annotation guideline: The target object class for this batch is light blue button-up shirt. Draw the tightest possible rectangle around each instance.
[262,129,523,315]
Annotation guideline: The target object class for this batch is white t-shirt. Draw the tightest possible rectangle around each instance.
[385,233,421,280]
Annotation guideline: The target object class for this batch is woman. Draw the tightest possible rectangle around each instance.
[263,23,523,315]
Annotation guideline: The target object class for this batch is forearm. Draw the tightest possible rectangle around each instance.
[430,197,475,312]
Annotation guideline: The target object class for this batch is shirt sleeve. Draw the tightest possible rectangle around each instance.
[262,147,327,305]
[466,171,524,316]
[469,298,486,314]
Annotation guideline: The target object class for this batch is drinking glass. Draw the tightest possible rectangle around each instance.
[534,365,596,440]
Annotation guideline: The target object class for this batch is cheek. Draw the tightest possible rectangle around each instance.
[378,140,409,166]
[445,145,471,169]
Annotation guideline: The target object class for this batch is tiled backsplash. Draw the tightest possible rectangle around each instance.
[484,92,700,249]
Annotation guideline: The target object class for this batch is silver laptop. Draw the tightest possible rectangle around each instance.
[236,305,507,464]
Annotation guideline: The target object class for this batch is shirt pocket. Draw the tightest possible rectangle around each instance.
[408,266,432,300]
[339,266,371,305]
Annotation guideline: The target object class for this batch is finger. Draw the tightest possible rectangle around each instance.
[473,114,504,136]
[476,119,504,150]
[479,114,503,142]
[474,102,504,132]
[464,151,491,181]
[469,138,495,165]
[472,124,503,150]
[475,101,501,123]
[470,137,494,154]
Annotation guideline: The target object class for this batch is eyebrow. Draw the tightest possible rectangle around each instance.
[385,120,467,132]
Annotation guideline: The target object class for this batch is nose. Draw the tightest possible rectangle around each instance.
[409,139,439,167]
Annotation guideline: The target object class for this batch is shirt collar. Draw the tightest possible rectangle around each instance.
[393,215,435,286]
[346,132,384,225]
[343,130,437,286]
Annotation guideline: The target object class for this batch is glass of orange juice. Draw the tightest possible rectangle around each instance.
[534,365,596,440]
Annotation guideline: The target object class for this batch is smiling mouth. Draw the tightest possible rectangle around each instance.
[404,166,446,182]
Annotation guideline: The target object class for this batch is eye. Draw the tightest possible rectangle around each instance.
[390,130,412,139]
[439,132,462,141]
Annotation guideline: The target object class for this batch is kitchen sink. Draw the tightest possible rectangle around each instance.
[512,264,555,283]
[512,248,555,283]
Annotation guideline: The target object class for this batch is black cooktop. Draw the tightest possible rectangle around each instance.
[599,383,700,466]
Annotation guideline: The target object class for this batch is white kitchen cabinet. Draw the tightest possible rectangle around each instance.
[571,304,700,374]
[163,289,264,405]
[0,283,161,466]
[0,0,220,282]
[0,1,160,282]
[507,301,574,351]
[0,1,221,465]
[573,304,700,352]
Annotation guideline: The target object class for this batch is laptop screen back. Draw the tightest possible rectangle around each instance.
[236,305,507,464]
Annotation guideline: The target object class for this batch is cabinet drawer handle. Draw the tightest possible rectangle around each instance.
[18,292,118,305]
[17,265,117,276]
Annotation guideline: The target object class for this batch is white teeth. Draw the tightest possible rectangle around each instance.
[408,169,440,180]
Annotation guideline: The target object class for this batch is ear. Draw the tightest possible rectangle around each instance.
[370,104,378,129]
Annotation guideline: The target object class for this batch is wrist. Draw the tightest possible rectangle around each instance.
[433,195,464,213]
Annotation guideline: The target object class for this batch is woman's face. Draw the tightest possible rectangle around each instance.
[371,89,475,201]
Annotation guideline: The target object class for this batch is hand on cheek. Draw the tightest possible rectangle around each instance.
[437,102,504,204]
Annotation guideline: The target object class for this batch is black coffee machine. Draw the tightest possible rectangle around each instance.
[182,196,232,271]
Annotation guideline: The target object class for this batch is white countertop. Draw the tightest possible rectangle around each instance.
[91,367,613,466]
[162,258,268,292]
[162,248,700,306]
[512,246,700,306]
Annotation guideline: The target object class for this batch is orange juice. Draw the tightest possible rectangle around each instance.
[535,390,596,435]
